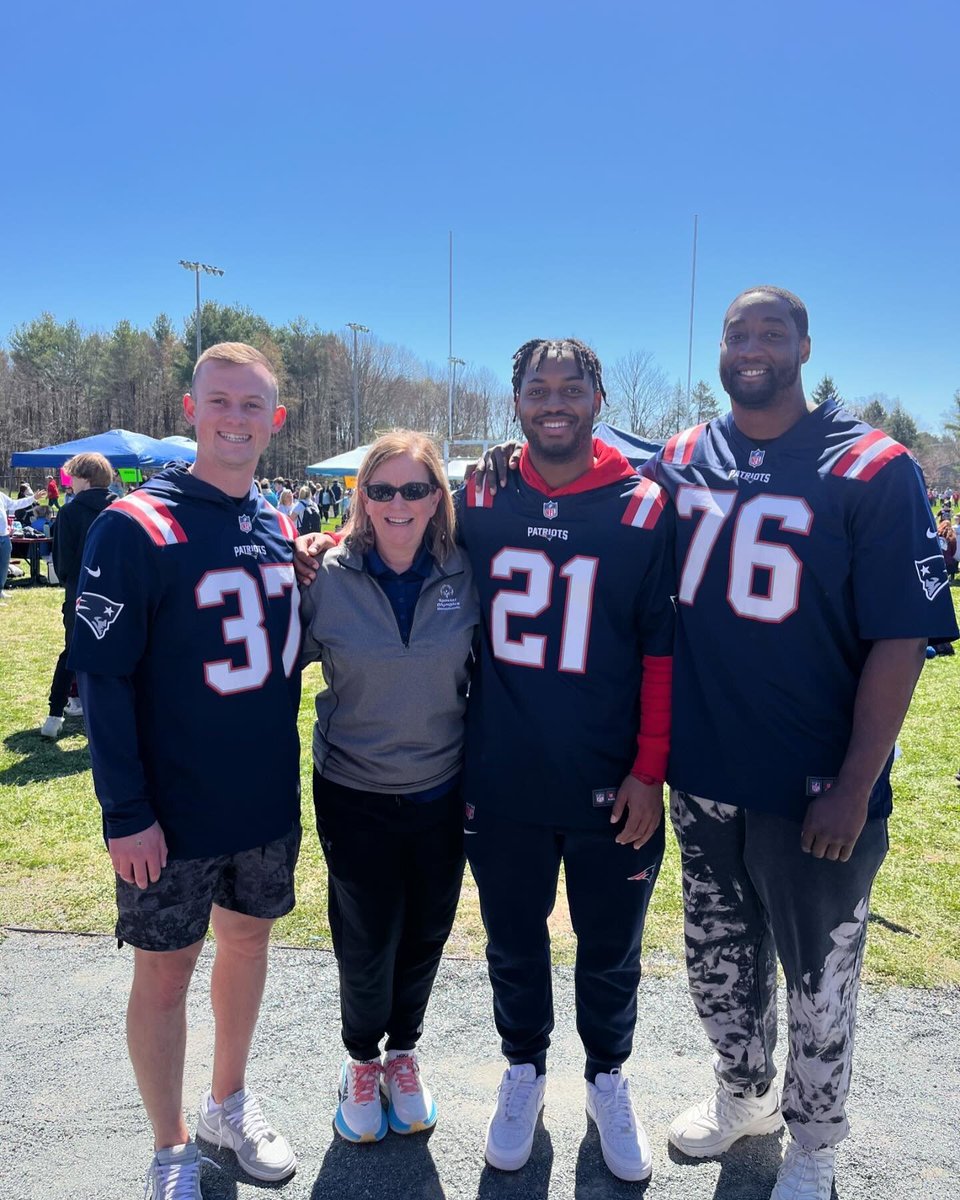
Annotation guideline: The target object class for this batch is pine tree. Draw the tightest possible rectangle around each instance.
[811,374,841,406]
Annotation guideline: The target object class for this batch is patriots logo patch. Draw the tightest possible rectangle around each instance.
[239,514,253,533]
[75,592,125,640]
[627,867,655,882]
[914,555,949,601]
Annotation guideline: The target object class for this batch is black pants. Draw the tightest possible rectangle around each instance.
[466,812,665,1081]
[314,770,465,1061]
[48,600,76,718]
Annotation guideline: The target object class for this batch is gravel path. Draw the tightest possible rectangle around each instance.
[1,930,957,1199]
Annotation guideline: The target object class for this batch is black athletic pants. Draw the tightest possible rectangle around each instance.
[48,600,76,718]
[314,770,465,1062]
[466,812,665,1082]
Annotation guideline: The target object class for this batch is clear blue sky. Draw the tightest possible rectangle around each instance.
[3,0,957,428]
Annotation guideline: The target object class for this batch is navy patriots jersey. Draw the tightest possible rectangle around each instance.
[458,441,675,829]
[70,467,302,858]
[646,401,958,819]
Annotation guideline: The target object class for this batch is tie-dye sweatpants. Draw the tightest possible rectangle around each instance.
[670,789,888,1150]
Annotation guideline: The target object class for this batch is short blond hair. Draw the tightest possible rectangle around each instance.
[63,452,113,489]
[344,430,456,564]
[192,342,278,396]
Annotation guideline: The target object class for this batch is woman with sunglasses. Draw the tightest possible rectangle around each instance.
[300,430,479,1146]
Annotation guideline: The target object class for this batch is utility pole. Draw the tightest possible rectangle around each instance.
[178,260,224,361]
[347,323,370,446]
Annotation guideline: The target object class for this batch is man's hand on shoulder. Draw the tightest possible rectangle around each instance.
[108,821,168,889]
[472,441,522,495]
[800,784,869,862]
[293,532,336,586]
[611,775,664,849]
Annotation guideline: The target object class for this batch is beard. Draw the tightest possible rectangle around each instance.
[720,355,800,409]
[522,416,594,463]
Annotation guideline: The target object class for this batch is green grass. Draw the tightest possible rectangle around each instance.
[1,584,958,985]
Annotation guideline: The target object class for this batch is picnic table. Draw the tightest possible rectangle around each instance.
[9,536,53,585]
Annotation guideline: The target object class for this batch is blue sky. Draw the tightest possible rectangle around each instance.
[3,1,957,428]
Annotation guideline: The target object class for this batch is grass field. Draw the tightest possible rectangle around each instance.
[1,582,958,986]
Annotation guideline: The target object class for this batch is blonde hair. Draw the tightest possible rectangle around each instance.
[63,452,112,489]
[279,488,294,506]
[344,430,456,564]
[192,342,278,396]
[298,485,312,500]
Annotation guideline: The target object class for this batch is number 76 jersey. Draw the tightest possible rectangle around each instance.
[457,442,676,830]
[646,401,958,820]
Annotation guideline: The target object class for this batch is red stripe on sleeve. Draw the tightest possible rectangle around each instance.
[631,654,673,783]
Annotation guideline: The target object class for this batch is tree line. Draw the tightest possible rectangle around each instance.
[2,306,957,487]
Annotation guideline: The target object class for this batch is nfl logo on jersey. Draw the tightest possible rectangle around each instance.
[239,514,253,533]
[543,500,559,520]
[748,448,765,468]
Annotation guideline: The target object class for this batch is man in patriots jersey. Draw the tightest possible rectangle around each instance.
[69,343,301,1198]
[460,338,674,1182]
[646,288,958,1200]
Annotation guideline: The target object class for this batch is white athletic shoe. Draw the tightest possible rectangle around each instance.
[585,1069,652,1181]
[196,1087,296,1181]
[40,715,64,740]
[143,1142,209,1200]
[382,1049,437,1133]
[64,696,84,716]
[770,1139,835,1200]
[484,1063,546,1171]
[334,1057,388,1143]
[669,1082,782,1157]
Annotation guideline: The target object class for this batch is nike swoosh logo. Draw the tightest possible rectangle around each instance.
[463,829,478,835]
[926,529,939,539]
[87,566,102,577]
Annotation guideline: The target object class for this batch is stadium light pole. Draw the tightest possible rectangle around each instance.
[179,260,224,361]
[448,356,465,441]
[347,323,370,446]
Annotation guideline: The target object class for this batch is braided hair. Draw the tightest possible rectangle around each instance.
[511,338,607,403]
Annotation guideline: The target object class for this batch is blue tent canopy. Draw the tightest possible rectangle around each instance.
[10,429,197,470]
[593,421,662,465]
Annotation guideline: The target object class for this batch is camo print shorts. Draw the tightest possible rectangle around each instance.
[115,824,301,951]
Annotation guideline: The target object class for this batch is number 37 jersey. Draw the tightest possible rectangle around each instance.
[647,401,959,819]
[69,468,302,857]
[457,443,675,829]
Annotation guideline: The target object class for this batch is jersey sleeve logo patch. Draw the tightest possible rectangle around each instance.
[75,592,125,640]
[915,555,949,601]
[622,478,666,529]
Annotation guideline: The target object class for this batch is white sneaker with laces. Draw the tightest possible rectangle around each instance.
[40,715,64,740]
[64,696,84,716]
[143,1142,211,1200]
[484,1063,546,1171]
[334,1057,388,1142]
[585,1069,652,1181]
[771,1140,835,1200]
[383,1049,437,1133]
[669,1082,781,1157]
[196,1087,296,1181]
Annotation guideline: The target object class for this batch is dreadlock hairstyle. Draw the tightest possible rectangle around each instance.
[511,338,607,403]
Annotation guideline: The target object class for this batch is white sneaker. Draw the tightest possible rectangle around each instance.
[383,1049,437,1133]
[144,1142,209,1200]
[196,1088,296,1181]
[771,1140,835,1200]
[669,1082,781,1157]
[586,1069,652,1181]
[484,1063,546,1171]
[64,696,84,716]
[334,1057,388,1143]
[40,715,64,740]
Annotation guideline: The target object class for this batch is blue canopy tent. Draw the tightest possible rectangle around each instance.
[10,429,197,470]
[592,421,662,466]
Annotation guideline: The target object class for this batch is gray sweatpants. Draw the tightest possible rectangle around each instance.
[670,789,888,1150]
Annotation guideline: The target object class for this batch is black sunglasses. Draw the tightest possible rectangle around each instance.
[363,481,438,503]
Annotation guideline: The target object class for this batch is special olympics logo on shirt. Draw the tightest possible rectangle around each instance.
[76,592,125,640]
